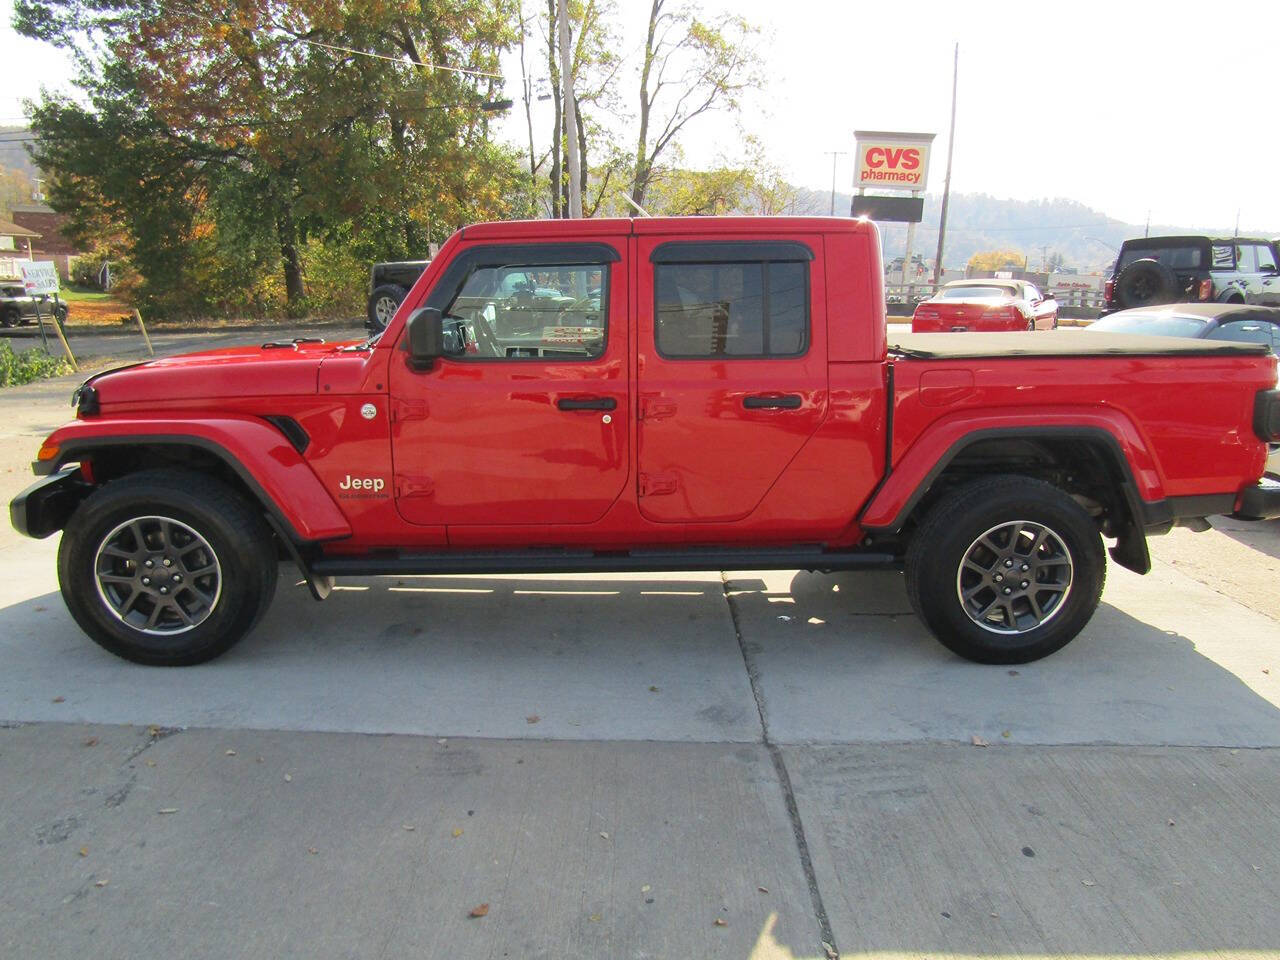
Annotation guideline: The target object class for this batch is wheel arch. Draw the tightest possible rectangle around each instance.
[32,420,351,545]
[860,424,1158,574]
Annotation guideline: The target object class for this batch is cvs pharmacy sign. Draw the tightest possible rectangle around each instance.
[853,131,935,191]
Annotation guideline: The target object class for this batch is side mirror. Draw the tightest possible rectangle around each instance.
[406,307,445,369]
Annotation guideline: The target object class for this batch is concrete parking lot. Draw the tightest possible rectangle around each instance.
[2,330,1279,959]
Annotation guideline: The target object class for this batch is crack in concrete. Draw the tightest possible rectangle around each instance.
[720,572,839,959]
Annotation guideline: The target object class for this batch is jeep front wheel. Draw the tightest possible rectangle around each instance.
[57,470,277,665]
[905,476,1105,663]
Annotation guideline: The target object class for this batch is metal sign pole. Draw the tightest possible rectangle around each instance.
[32,298,51,352]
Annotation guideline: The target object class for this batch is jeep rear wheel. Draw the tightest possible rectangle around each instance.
[905,475,1106,663]
[58,470,277,665]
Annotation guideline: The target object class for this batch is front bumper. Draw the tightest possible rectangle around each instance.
[9,468,90,539]
[1232,477,1280,521]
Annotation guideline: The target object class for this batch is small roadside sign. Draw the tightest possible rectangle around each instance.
[20,261,60,296]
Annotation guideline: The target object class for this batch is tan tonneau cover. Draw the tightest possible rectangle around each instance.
[889,330,1270,360]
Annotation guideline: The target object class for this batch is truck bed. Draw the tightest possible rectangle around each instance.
[888,330,1270,359]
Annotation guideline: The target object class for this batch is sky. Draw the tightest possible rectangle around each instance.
[3,0,1278,232]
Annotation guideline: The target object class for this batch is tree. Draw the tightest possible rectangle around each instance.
[16,0,526,314]
[630,0,760,209]
[967,249,1028,273]
[0,166,35,216]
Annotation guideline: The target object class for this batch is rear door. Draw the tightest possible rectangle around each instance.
[634,236,828,524]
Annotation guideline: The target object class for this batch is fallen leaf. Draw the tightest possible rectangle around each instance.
[403,825,416,832]
[452,828,464,838]
[1264,668,1271,675]
[146,726,160,737]
[469,903,489,918]
[157,808,178,815]
[526,715,540,724]
[1001,730,1011,738]
[225,749,236,756]
[83,737,98,747]
[758,886,769,893]
[971,735,989,747]
[1231,749,1240,755]
[284,774,293,782]
[78,846,88,857]
[51,696,65,703]
[713,918,727,927]
[1081,879,1096,886]
[95,879,108,888]
[648,686,659,693]
[641,884,651,893]
[823,942,838,960]
[144,759,156,767]
[599,831,610,840]
[588,913,601,922]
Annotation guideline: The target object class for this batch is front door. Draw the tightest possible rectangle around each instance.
[389,241,629,526]
[635,236,829,524]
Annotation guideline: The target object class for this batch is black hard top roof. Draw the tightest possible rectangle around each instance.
[1122,235,1273,246]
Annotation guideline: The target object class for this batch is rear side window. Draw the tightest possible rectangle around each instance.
[1118,245,1204,271]
[655,260,808,358]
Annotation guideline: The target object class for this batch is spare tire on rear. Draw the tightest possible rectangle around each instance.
[367,284,408,331]
[1114,258,1179,309]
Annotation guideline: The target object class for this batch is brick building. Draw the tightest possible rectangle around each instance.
[9,203,82,279]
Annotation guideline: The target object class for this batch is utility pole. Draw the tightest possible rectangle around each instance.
[825,151,848,216]
[932,43,958,286]
[557,0,581,218]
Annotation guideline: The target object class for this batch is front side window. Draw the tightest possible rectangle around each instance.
[442,263,607,360]
[655,260,808,358]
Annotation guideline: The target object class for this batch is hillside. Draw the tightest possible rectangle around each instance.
[790,188,1280,273]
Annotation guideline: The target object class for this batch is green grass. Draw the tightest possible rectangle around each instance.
[59,285,117,303]
[0,342,72,387]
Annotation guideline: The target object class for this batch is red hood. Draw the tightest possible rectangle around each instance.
[86,340,356,407]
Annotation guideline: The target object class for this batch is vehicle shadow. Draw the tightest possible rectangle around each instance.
[2,566,1279,750]
[722,567,1280,747]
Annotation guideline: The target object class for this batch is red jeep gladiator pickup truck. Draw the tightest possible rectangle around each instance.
[12,217,1280,667]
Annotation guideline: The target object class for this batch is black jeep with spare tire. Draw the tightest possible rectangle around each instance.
[1102,235,1280,315]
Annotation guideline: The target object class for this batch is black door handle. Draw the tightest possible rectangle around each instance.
[557,396,617,411]
[742,393,802,410]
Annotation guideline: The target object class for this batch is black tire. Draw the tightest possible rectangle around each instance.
[367,283,408,331]
[1113,258,1179,309]
[57,470,278,666]
[905,475,1106,664]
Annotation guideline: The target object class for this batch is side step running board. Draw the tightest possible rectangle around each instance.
[310,546,899,578]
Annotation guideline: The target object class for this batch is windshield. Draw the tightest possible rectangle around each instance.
[939,285,1013,299]
[1087,312,1210,337]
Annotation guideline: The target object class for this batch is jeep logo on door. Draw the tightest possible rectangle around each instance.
[854,131,935,190]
